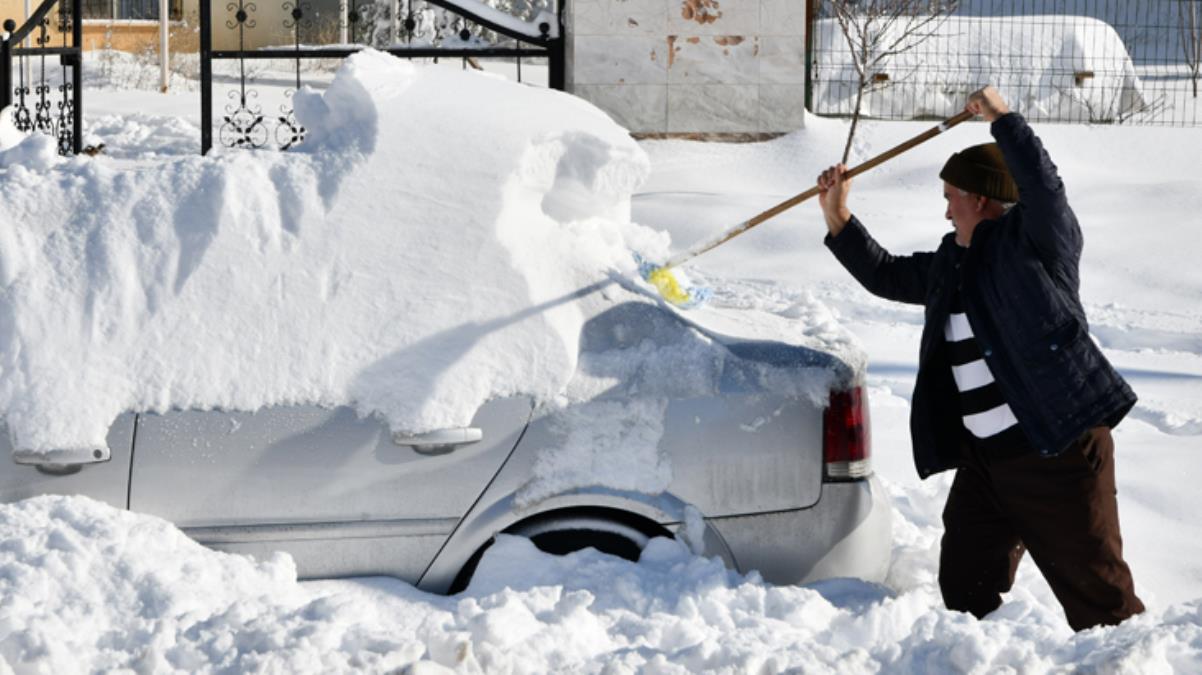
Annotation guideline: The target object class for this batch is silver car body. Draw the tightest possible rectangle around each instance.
[1,297,891,592]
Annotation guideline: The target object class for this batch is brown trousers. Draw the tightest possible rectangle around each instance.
[938,426,1145,631]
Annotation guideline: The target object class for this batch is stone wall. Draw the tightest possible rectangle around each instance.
[565,0,808,135]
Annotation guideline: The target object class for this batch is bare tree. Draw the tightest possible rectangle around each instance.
[826,0,960,163]
[1181,0,1201,98]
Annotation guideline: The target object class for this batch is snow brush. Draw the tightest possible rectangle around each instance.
[640,108,976,307]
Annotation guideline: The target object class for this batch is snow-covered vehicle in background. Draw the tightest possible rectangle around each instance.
[0,51,890,593]
[811,15,1148,123]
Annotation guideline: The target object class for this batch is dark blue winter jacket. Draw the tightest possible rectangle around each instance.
[825,112,1136,478]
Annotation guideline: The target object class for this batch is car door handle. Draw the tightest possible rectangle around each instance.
[391,427,483,454]
[12,446,112,475]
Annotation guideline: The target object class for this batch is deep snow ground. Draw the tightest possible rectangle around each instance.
[2,58,1202,671]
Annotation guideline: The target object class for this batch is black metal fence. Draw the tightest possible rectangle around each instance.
[806,0,1202,126]
[200,0,565,154]
[1,0,83,154]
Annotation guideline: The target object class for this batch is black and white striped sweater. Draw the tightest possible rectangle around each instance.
[945,285,1032,454]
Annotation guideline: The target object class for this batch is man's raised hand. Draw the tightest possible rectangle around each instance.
[967,86,1009,122]
[817,163,853,236]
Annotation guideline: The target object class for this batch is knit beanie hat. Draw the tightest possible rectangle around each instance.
[939,143,1019,203]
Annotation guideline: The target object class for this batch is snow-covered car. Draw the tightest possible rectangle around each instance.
[0,52,890,593]
[811,15,1147,122]
[0,302,891,593]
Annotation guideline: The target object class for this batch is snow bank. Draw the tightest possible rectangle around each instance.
[0,50,676,456]
[0,495,426,672]
[4,495,1201,672]
[0,107,59,172]
[0,134,59,172]
[813,15,1148,121]
[0,107,28,152]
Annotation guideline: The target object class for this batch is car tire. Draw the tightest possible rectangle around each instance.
[448,508,670,594]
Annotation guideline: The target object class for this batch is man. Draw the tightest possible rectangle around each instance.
[816,86,1144,631]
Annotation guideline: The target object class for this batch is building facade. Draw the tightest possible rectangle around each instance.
[566,0,808,135]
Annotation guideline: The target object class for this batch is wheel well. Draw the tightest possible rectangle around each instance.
[447,506,673,594]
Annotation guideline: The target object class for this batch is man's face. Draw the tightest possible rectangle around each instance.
[943,181,984,246]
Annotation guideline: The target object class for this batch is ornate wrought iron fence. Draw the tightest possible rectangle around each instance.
[805,0,1202,126]
[199,0,564,154]
[1,0,83,154]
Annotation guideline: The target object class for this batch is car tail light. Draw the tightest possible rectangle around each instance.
[823,387,871,481]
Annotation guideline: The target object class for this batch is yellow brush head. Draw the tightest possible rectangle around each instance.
[646,266,693,306]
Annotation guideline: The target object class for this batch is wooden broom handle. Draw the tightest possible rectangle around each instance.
[661,109,977,270]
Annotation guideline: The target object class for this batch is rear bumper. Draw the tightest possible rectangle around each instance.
[705,475,892,585]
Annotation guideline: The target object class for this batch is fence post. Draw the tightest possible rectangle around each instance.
[71,0,81,153]
[200,0,211,154]
[159,0,168,92]
[549,39,564,90]
[547,0,564,90]
[803,0,814,114]
[1,20,13,113]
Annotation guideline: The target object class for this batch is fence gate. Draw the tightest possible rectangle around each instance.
[1,0,83,154]
[199,0,565,154]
